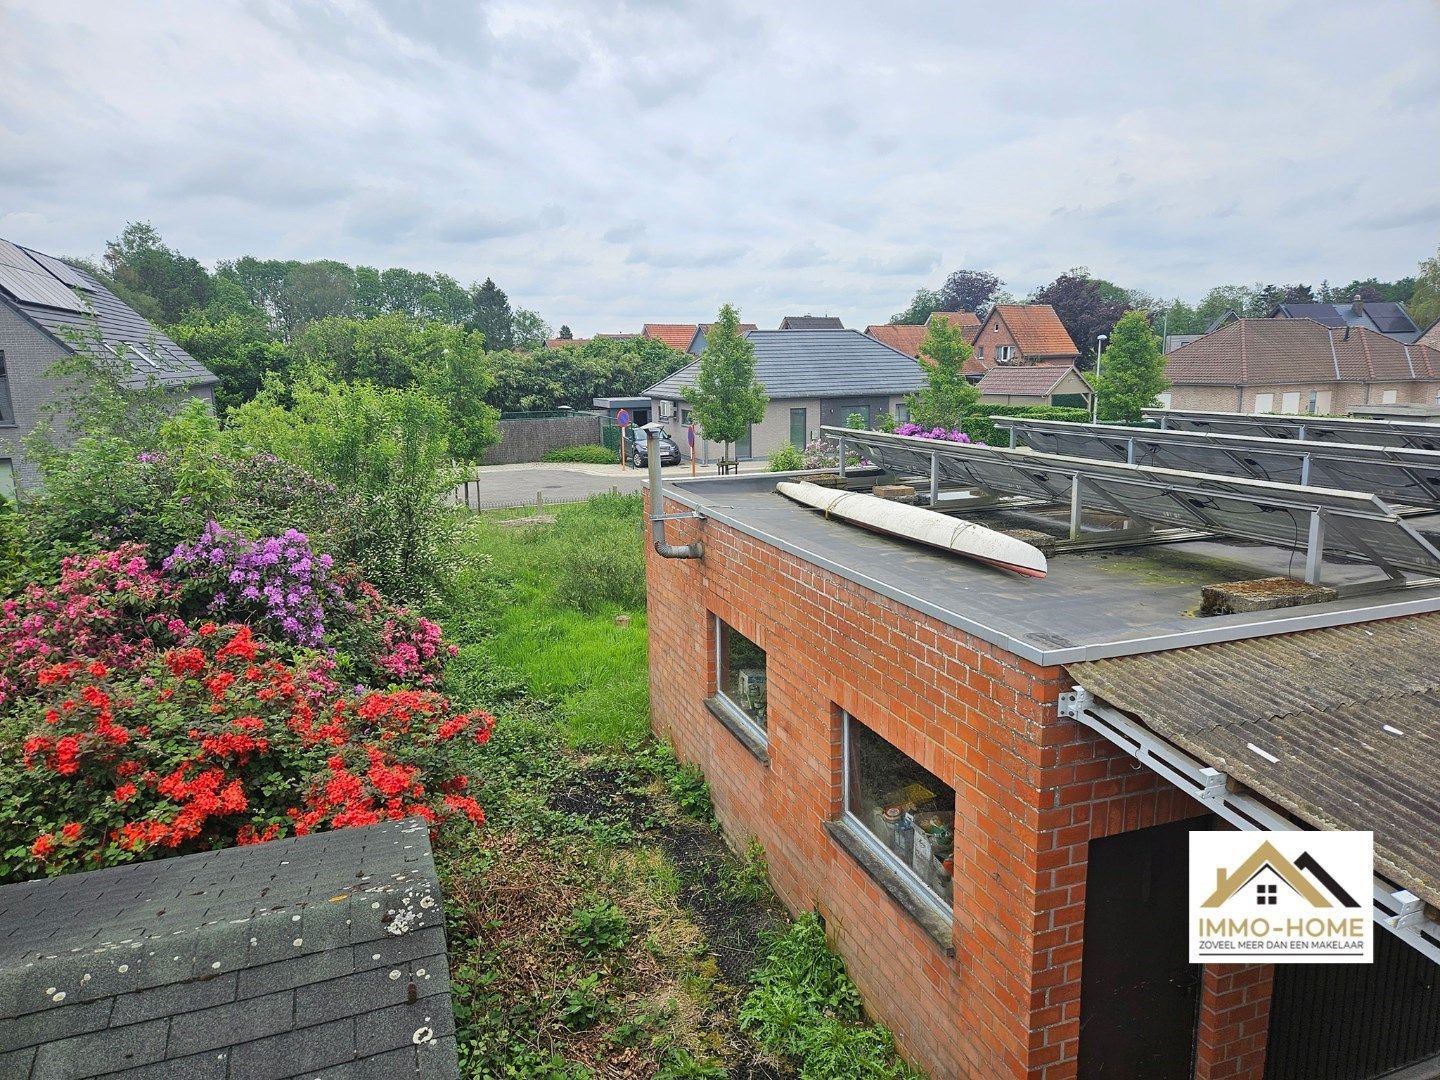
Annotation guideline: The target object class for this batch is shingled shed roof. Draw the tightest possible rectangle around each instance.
[1067,615,1440,909]
[0,819,459,1079]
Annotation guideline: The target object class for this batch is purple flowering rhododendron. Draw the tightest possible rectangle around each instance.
[895,423,976,444]
[166,522,340,647]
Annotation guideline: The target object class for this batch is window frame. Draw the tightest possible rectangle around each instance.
[789,407,807,448]
[708,615,769,757]
[838,710,953,923]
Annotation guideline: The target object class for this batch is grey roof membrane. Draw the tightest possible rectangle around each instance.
[0,241,217,390]
[644,328,925,400]
[659,472,1440,665]
[0,819,459,1079]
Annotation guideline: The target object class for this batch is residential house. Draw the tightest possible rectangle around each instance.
[1420,318,1440,352]
[778,315,844,330]
[975,364,1093,408]
[0,238,218,496]
[1162,318,1440,415]
[544,335,590,348]
[685,320,760,355]
[969,304,1081,375]
[645,453,1440,1079]
[865,312,981,359]
[642,323,698,350]
[1211,298,1424,344]
[645,329,923,462]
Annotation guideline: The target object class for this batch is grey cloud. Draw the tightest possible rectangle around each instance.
[626,244,749,269]
[854,250,942,277]
[773,242,826,269]
[1356,202,1440,231]
[604,222,647,243]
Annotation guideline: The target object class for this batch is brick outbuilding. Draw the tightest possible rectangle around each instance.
[643,469,1440,1079]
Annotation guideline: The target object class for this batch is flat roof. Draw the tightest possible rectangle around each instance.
[659,473,1440,665]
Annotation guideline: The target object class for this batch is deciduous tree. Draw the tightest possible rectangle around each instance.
[906,314,979,429]
[1094,310,1168,423]
[1030,268,1130,367]
[938,269,1003,316]
[687,304,767,462]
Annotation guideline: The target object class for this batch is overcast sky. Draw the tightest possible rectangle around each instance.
[2,1,1437,334]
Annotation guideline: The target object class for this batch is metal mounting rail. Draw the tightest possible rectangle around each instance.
[1058,686,1440,966]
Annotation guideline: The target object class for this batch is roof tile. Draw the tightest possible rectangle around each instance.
[641,323,698,350]
[988,304,1079,358]
[1167,319,1440,385]
[975,365,1079,396]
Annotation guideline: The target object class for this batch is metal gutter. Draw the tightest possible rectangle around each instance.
[1059,686,1440,967]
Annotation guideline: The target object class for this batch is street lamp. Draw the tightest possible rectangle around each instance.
[1091,333,1108,423]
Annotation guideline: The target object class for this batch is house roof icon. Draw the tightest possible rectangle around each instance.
[1201,840,1334,908]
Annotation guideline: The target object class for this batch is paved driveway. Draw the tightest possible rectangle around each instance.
[457,461,760,510]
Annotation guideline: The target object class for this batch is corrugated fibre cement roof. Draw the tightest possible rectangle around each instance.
[0,818,459,1079]
[1067,615,1440,910]
[660,473,1440,665]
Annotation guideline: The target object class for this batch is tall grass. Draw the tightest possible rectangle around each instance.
[450,493,650,748]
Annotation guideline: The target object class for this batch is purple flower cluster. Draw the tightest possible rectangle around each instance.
[165,522,339,647]
[895,423,976,444]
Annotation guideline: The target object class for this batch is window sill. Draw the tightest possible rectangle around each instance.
[704,695,769,765]
[824,819,954,956]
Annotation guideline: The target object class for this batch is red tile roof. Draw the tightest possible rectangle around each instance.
[642,323,698,350]
[1420,320,1440,352]
[544,337,589,348]
[864,324,928,357]
[986,304,1079,358]
[925,310,981,344]
[975,365,1080,397]
[1166,319,1440,385]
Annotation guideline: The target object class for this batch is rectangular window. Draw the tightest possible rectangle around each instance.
[0,349,12,425]
[735,425,753,459]
[895,403,910,423]
[1281,391,1301,413]
[842,712,955,912]
[975,345,984,361]
[1306,389,1318,415]
[1253,393,1275,414]
[1316,390,1332,414]
[1382,389,1398,405]
[714,616,767,736]
[1155,391,1173,410]
[997,345,1016,363]
[790,407,807,448]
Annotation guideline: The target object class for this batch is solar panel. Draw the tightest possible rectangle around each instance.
[1144,409,1440,453]
[830,426,1440,580]
[995,417,1440,509]
[1286,304,1346,327]
[1367,304,1415,334]
[19,247,92,292]
[0,239,86,312]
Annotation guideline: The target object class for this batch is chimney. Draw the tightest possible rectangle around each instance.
[1352,294,1364,317]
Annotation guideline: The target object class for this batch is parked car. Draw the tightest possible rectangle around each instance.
[630,427,682,467]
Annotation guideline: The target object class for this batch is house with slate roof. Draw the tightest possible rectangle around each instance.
[0,238,218,496]
[686,321,759,355]
[1163,318,1440,415]
[777,314,844,330]
[0,819,459,1079]
[645,328,924,463]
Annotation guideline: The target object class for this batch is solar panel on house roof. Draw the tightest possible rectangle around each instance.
[994,416,1440,509]
[832,426,1440,576]
[0,238,86,312]
[1367,303,1415,334]
[1144,408,1440,452]
[1287,304,1346,326]
[20,246,92,291]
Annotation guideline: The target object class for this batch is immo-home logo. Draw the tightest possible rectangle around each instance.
[1189,831,1373,964]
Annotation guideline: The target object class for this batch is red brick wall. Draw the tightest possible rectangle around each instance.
[1194,965,1274,1079]
[645,495,1257,1078]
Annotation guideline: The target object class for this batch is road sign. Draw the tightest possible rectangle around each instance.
[615,408,632,427]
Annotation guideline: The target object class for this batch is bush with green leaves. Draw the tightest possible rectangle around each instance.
[542,444,617,464]
[740,913,923,1080]
[225,379,466,603]
[767,444,805,472]
[568,899,631,956]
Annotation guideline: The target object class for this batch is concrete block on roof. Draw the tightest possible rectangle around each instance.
[1200,577,1339,616]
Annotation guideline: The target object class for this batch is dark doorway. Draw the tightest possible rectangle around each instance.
[1078,816,1208,1080]
[1265,927,1440,1080]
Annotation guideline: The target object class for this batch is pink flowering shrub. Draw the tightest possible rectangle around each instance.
[328,577,457,689]
[895,423,979,444]
[0,544,183,706]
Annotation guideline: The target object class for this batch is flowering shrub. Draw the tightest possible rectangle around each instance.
[0,545,183,706]
[166,522,341,647]
[328,576,456,689]
[894,423,978,444]
[0,622,493,881]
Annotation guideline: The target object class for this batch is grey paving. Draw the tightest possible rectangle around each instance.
[0,819,460,1079]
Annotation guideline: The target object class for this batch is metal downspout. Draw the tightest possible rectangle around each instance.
[646,425,703,559]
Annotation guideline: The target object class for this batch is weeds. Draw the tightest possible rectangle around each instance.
[568,899,631,957]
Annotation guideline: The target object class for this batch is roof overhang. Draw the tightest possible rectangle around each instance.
[1059,686,1440,965]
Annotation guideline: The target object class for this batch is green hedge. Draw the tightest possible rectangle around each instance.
[961,404,1090,446]
[541,444,618,464]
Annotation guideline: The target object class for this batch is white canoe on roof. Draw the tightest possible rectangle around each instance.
[775,480,1047,579]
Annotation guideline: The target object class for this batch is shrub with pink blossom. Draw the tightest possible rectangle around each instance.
[894,423,979,444]
[327,576,457,689]
[0,544,184,706]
